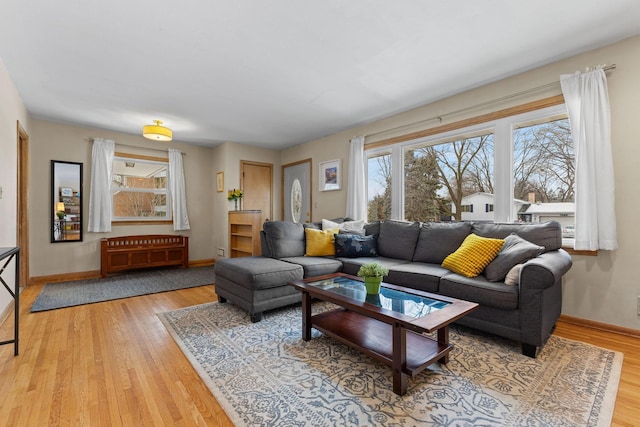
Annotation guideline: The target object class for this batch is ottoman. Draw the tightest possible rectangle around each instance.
[214,256,304,322]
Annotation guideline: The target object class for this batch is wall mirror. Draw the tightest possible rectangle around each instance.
[51,160,83,243]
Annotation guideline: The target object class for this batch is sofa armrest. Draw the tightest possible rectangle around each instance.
[519,249,572,290]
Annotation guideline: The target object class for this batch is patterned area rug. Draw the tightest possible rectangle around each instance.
[31,266,215,312]
[158,301,622,427]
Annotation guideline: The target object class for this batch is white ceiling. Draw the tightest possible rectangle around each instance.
[2,1,640,149]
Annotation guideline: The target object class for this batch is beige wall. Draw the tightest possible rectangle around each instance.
[0,59,31,316]
[28,120,216,276]
[211,142,281,259]
[282,35,640,330]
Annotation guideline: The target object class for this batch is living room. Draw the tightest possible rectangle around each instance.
[1,2,640,425]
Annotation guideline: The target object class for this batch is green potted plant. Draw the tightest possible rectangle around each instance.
[356,261,389,294]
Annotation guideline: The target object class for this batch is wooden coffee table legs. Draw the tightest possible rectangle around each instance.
[438,325,450,364]
[392,322,407,395]
[301,291,312,341]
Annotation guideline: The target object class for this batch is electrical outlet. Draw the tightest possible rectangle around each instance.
[637,296,640,316]
[217,248,225,257]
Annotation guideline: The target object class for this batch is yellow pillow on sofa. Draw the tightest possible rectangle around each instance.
[305,228,339,256]
[441,233,505,278]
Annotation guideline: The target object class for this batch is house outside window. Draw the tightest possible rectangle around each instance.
[112,156,171,221]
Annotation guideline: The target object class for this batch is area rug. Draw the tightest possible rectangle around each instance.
[158,301,622,427]
[31,266,215,312]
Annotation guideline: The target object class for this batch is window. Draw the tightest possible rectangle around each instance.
[112,156,171,221]
[513,115,574,243]
[367,152,392,221]
[366,104,573,237]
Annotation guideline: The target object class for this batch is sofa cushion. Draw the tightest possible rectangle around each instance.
[280,256,343,278]
[339,256,411,277]
[385,262,448,293]
[304,227,339,256]
[412,222,472,264]
[484,234,545,282]
[472,221,562,253]
[263,221,305,258]
[439,273,519,310]
[334,234,377,258]
[441,233,504,278]
[364,221,381,237]
[214,257,304,290]
[377,220,420,260]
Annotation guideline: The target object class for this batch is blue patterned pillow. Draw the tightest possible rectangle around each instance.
[334,234,377,258]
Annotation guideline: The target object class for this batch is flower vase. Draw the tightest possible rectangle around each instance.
[364,276,382,294]
[234,199,238,211]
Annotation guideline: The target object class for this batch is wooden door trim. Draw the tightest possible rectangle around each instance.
[240,160,273,221]
[281,158,312,221]
[16,121,29,286]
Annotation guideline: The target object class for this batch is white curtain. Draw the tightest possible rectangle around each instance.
[346,135,367,221]
[168,148,190,231]
[87,138,114,232]
[560,67,617,250]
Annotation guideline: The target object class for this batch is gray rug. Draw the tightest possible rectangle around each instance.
[158,301,622,427]
[31,266,215,312]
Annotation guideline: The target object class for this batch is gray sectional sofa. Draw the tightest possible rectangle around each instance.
[214,218,572,357]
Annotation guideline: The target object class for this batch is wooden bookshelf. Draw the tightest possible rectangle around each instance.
[228,210,262,257]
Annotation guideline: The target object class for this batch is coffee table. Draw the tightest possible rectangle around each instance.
[288,273,478,395]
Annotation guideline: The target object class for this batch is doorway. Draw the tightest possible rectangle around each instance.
[240,160,273,225]
[282,159,312,223]
[17,122,29,286]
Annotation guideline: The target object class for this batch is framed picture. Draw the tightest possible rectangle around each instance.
[60,187,73,197]
[319,159,341,191]
[216,172,224,192]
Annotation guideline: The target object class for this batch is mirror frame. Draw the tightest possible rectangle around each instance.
[51,160,83,243]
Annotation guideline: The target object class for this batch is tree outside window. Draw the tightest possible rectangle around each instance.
[365,105,575,246]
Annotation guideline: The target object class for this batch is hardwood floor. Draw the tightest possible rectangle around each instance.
[1,284,639,426]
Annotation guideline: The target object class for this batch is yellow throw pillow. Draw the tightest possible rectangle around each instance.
[441,233,505,278]
[305,228,339,256]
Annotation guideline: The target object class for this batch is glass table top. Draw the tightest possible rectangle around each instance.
[306,276,450,319]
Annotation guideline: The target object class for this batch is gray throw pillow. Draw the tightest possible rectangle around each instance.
[412,222,472,264]
[377,220,420,260]
[484,233,544,282]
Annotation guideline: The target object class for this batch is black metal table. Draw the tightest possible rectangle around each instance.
[0,247,19,355]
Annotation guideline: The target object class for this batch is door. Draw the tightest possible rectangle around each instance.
[241,161,273,225]
[282,159,311,223]
[17,122,29,286]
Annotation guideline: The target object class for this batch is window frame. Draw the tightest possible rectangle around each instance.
[365,103,570,224]
[111,153,172,224]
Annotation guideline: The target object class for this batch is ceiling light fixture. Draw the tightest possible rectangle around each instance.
[143,120,172,141]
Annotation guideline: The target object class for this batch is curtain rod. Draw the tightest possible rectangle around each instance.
[364,64,616,140]
[114,142,185,155]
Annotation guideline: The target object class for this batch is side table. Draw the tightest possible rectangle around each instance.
[0,247,19,356]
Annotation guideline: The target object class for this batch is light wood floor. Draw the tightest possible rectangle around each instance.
[0,284,638,426]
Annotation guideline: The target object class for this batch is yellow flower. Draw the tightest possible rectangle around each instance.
[227,188,243,201]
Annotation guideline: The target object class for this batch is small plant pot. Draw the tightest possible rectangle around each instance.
[364,276,382,294]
